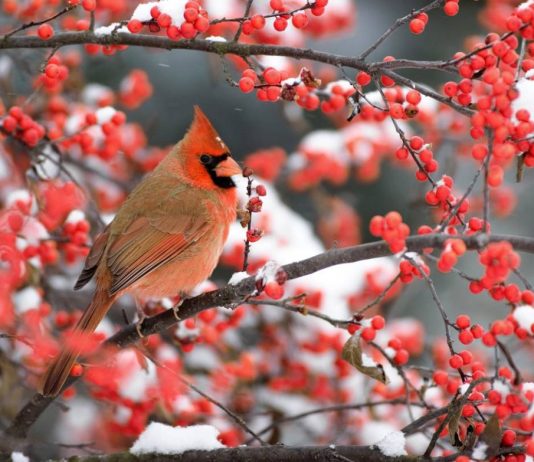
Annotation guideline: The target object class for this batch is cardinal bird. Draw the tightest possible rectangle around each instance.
[41,106,241,396]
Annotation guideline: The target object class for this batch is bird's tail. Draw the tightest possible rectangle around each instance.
[40,289,114,397]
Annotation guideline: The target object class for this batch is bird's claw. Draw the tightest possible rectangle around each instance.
[135,317,145,338]
[172,298,185,321]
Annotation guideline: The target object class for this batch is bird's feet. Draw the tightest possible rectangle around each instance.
[135,315,146,338]
[172,298,184,321]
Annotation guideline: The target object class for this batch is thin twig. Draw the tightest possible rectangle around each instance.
[247,295,353,329]
[2,5,77,39]
[355,272,401,316]
[247,398,426,443]
[512,267,533,291]
[144,351,267,446]
[438,154,488,232]
[496,340,522,386]
[232,0,254,42]
[359,0,446,59]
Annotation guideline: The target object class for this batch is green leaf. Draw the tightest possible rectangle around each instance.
[342,334,388,384]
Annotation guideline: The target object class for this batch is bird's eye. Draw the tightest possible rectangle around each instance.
[200,154,212,165]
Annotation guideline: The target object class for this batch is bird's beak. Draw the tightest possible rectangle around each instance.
[214,156,242,177]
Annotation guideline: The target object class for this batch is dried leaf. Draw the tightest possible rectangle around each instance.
[342,334,388,384]
[448,400,463,447]
[0,353,25,419]
[299,67,321,88]
[237,209,251,228]
[462,424,476,451]
[477,413,502,458]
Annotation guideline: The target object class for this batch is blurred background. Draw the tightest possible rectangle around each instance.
[2,0,534,455]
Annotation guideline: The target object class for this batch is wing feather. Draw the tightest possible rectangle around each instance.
[74,225,110,290]
[106,214,210,296]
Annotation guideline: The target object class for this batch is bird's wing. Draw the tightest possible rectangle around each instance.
[74,225,110,290]
[105,185,213,296]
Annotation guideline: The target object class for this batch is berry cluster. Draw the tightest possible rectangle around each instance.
[382,87,424,120]
[436,238,466,272]
[127,1,209,40]
[119,70,154,109]
[1,106,46,147]
[369,211,410,253]
[408,13,428,35]
[479,241,520,286]
[62,214,90,264]
[37,56,70,93]
[399,258,430,284]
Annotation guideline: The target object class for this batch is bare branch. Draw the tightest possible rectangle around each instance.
[249,398,428,443]
[0,33,470,115]
[5,231,534,439]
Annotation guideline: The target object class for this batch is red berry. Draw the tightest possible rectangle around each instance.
[443,81,458,97]
[7,212,24,232]
[37,24,54,40]
[449,354,463,369]
[184,7,199,22]
[264,281,284,299]
[127,19,143,33]
[356,71,371,86]
[166,25,181,40]
[406,90,421,105]
[394,349,409,365]
[361,327,376,342]
[371,315,385,330]
[44,63,59,78]
[81,0,96,11]
[264,68,281,85]
[239,77,255,94]
[292,13,309,29]
[181,22,196,39]
[273,17,287,32]
[246,228,263,243]
[444,1,459,16]
[409,136,424,151]
[462,403,475,417]
[459,350,472,365]
[501,429,516,447]
[194,16,209,33]
[459,329,474,345]
[395,147,409,160]
[251,15,266,29]
[456,314,471,329]
[270,0,284,10]
[2,116,17,132]
[157,13,172,28]
[409,18,425,35]
[433,370,448,386]
[70,363,83,377]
